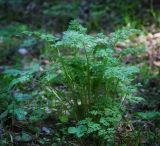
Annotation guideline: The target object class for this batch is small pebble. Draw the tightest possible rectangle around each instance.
[18,48,28,56]
[41,127,50,135]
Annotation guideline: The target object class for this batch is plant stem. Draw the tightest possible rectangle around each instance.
[83,44,91,106]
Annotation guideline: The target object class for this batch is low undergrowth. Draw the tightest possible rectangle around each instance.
[0,20,148,146]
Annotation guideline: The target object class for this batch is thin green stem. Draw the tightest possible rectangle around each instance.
[83,44,91,106]
[57,48,79,117]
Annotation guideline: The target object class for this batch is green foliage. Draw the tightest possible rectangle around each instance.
[0,0,159,32]
[136,111,160,120]
[43,1,79,31]
[69,99,122,144]
[68,125,87,138]
[120,110,160,146]
[0,0,22,6]
[0,23,27,63]
[15,132,32,142]
[22,30,56,59]
[0,63,51,123]
[0,0,160,145]
[34,20,142,144]
[43,1,79,18]
[48,20,140,120]
[0,20,145,145]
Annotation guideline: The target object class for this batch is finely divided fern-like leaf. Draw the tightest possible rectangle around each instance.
[104,66,139,81]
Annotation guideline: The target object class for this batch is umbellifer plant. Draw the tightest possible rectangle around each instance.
[48,21,139,116]
[41,20,142,145]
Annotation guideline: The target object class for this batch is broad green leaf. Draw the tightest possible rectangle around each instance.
[59,115,68,123]
[15,132,32,142]
[14,108,27,121]
[14,93,32,101]
[68,125,87,138]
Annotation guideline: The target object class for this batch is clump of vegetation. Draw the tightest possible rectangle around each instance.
[0,20,143,145]
[50,20,140,119]
[0,0,160,145]
[0,23,27,64]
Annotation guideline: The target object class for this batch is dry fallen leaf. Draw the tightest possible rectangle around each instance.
[146,33,153,41]
[41,60,49,65]
[153,61,160,66]
[153,32,160,39]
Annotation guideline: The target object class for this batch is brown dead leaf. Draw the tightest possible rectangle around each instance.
[153,61,160,66]
[153,32,160,39]
[146,33,153,41]
[41,60,49,65]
